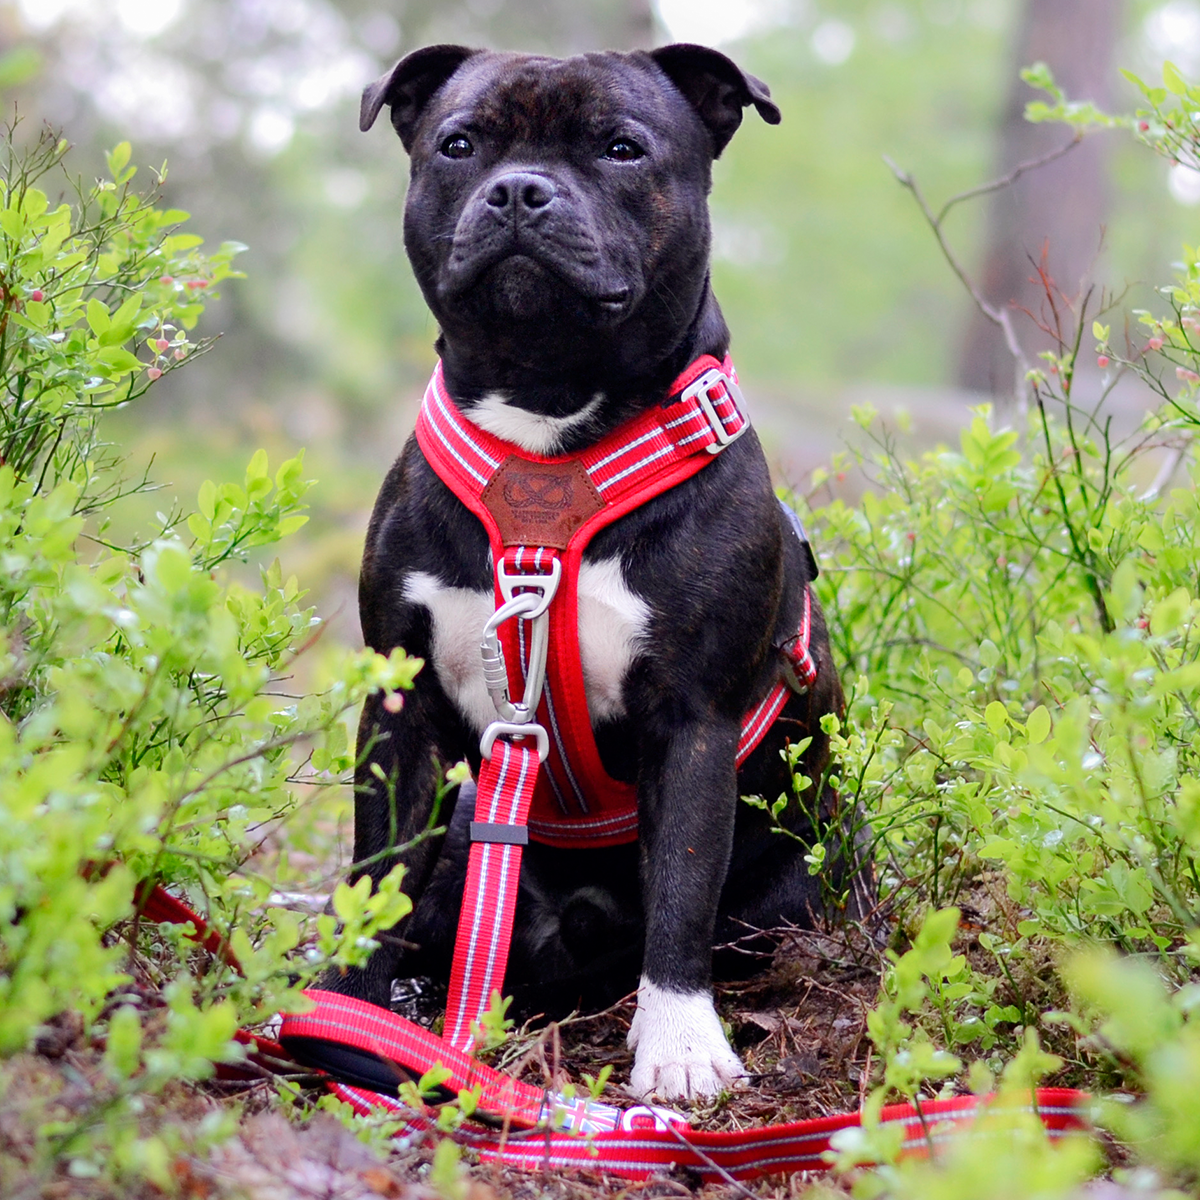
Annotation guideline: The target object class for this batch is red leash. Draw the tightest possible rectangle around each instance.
[134,886,1093,1180]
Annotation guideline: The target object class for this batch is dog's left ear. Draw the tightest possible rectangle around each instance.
[650,44,781,157]
[361,44,480,149]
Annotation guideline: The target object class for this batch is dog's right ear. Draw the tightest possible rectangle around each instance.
[650,44,780,158]
[360,45,479,149]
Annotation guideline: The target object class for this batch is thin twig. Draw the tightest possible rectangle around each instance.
[932,134,1084,227]
[665,1122,759,1200]
[882,134,1084,410]
[1141,439,1191,501]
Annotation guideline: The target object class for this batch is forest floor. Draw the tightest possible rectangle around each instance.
[3,924,890,1200]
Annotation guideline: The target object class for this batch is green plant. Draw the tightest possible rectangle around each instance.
[0,123,420,1190]
[799,57,1200,1198]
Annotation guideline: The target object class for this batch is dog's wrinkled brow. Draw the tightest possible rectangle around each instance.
[444,57,664,145]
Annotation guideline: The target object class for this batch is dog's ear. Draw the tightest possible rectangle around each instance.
[361,44,479,148]
[649,44,781,157]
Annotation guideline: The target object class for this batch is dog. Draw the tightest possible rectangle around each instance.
[328,43,867,1102]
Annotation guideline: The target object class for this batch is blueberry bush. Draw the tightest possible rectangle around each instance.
[7,54,1200,1199]
[786,59,1200,1197]
[0,124,419,1193]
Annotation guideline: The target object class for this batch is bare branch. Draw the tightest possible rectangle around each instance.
[1142,439,1191,501]
[934,134,1083,226]
[883,154,1032,407]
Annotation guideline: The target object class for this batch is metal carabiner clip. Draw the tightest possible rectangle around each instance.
[479,558,561,726]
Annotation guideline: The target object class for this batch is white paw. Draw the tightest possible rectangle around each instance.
[626,977,747,1101]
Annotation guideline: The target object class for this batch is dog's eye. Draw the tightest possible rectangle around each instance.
[603,138,645,162]
[440,135,474,160]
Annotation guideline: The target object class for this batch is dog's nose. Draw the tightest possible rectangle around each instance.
[486,172,557,213]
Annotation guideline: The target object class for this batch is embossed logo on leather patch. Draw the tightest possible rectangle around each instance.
[482,455,605,548]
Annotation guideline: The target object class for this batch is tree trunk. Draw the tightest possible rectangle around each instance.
[959,0,1124,399]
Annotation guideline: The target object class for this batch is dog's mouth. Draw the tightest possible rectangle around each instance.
[442,239,637,324]
[595,288,631,313]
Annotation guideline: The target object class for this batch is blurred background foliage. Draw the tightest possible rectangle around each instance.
[1,0,1198,644]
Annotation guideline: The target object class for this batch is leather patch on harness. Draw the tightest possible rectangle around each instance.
[481,455,605,549]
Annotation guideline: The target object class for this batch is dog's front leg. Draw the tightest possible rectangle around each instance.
[627,717,747,1101]
[324,688,455,1007]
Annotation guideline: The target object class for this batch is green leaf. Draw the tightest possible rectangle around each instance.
[197,479,216,521]
[245,448,269,481]
[1164,60,1188,96]
[86,297,110,334]
[106,141,132,177]
[1025,705,1051,745]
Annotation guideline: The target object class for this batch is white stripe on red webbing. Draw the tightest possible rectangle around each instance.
[737,684,790,762]
[420,370,500,486]
[421,356,748,509]
[329,1077,1090,1182]
[593,442,678,492]
[527,808,641,839]
[540,678,590,812]
[444,739,539,1051]
[785,587,818,688]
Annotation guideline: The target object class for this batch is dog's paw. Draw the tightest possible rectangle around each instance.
[626,978,747,1101]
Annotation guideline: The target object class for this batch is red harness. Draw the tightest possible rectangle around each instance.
[416,353,815,847]
[416,354,817,1049]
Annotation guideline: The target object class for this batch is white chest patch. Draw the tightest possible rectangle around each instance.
[577,556,649,722]
[463,391,603,455]
[627,977,747,1101]
[403,572,497,733]
[404,556,649,732]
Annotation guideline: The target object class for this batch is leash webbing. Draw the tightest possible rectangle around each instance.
[140,885,1091,1178]
[444,739,540,1051]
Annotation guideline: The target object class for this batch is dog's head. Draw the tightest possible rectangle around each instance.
[361,45,779,379]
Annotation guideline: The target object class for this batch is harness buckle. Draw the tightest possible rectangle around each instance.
[680,367,749,455]
[481,720,550,762]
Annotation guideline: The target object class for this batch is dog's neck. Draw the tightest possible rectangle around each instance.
[437,285,731,456]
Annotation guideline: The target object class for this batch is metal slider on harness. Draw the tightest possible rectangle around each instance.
[469,821,530,846]
[679,367,749,454]
[781,653,814,695]
[496,557,560,611]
